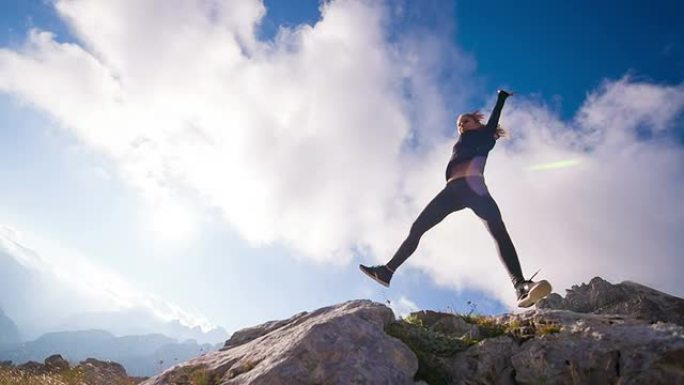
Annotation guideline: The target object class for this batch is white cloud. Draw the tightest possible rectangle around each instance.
[1,0,683,312]
[0,0,423,263]
[577,78,684,140]
[389,296,419,319]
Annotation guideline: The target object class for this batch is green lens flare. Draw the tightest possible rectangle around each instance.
[528,159,581,171]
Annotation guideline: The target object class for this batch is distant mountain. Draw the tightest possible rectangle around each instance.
[0,329,220,377]
[0,243,106,339]
[56,309,229,345]
[0,248,38,337]
[0,308,21,347]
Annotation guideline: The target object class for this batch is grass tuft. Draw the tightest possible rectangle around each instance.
[388,306,566,384]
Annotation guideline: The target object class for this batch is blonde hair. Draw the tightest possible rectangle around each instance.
[458,110,507,139]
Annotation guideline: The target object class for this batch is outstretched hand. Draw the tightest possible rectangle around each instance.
[498,89,515,97]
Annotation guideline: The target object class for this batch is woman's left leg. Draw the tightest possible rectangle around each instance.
[385,183,466,272]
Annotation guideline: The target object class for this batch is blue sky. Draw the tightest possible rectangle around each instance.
[0,0,683,340]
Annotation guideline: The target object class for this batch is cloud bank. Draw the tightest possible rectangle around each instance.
[1,0,682,308]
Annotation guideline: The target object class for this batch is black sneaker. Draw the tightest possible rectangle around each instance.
[516,278,552,308]
[359,264,393,287]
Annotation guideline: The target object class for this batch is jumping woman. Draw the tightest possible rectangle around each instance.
[360,90,551,308]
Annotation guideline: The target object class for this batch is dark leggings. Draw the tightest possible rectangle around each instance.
[385,176,524,287]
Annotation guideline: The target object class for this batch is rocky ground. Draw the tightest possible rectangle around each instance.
[140,277,684,385]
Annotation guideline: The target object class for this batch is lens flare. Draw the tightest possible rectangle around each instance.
[528,159,581,171]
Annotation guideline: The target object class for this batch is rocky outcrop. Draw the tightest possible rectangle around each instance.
[16,359,52,375]
[141,278,684,385]
[79,357,151,385]
[222,311,309,350]
[1,354,146,384]
[142,300,418,385]
[441,310,684,385]
[45,353,71,372]
[537,276,684,326]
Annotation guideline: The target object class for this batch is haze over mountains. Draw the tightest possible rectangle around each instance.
[0,230,230,376]
[0,308,20,346]
[0,327,219,376]
[0,298,225,376]
[0,229,228,341]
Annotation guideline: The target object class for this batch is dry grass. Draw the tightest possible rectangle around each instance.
[0,366,85,385]
[0,366,139,385]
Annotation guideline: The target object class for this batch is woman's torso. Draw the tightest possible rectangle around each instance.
[445,129,496,182]
[447,156,488,181]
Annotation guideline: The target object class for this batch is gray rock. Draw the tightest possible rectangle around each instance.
[538,292,563,309]
[537,277,684,326]
[445,337,518,385]
[76,357,132,385]
[404,310,481,339]
[443,309,684,385]
[432,316,481,340]
[141,300,418,385]
[223,311,308,350]
[44,353,70,372]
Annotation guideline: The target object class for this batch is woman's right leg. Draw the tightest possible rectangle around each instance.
[386,183,466,271]
[466,184,524,287]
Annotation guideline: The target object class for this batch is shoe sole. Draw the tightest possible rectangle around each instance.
[518,280,552,308]
[359,265,390,288]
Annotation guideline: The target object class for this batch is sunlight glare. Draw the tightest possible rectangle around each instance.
[147,198,199,243]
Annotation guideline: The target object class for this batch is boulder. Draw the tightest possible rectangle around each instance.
[45,353,70,372]
[223,311,308,349]
[76,357,132,385]
[142,300,418,385]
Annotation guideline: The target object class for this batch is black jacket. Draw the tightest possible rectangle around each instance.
[445,92,509,180]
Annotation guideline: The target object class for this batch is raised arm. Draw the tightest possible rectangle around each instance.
[485,90,512,131]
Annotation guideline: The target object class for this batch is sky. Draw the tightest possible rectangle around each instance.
[0,0,683,340]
